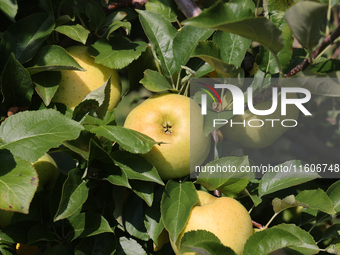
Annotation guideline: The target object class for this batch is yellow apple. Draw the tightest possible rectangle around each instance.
[171,190,253,255]
[221,93,300,149]
[123,93,211,180]
[0,209,14,228]
[153,228,170,251]
[33,154,60,192]
[52,45,121,111]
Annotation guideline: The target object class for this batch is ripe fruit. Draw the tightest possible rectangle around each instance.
[33,154,60,192]
[0,209,14,228]
[52,46,121,111]
[221,93,300,149]
[171,190,253,255]
[123,93,211,180]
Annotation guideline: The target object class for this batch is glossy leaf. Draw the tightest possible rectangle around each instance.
[196,156,250,197]
[258,160,320,197]
[1,53,34,109]
[0,109,84,162]
[183,1,283,54]
[32,71,61,106]
[116,237,147,255]
[54,168,90,221]
[0,13,55,69]
[68,212,113,241]
[173,26,214,71]
[243,226,303,255]
[285,1,328,50]
[140,69,173,92]
[213,31,251,67]
[0,149,38,214]
[123,193,149,241]
[0,0,18,22]
[191,41,244,79]
[91,125,159,154]
[145,0,178,22]
[327,180,340,212]
[180,230,236,255]
[296,189,336,215]
[161,180,198,243]
[88,35,147,69]
[55,24,90,44]
[27,45,84,75]
[138,10,178,77]
[272,195,307,214]
[111,151,163,185]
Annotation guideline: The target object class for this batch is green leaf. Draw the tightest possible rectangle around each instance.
[138,10,178,77]
[91,125,159,154]
[145,0,178,22]
[0,13,55,69]
[54,168,89,221]
[27,45,85,75]
[33,71,61,106]
[273,224,320,255]
[161,180,199,243]
[243,227,303,255]
[180,230,237,255]
[280,70,340,96]
[140,69,173,92]
[310,59,340,73]
[327,180,340,212]
[85,0,105,31]
[191,41,244,79]
[0,109,84,162]
[88,35,147,69]
[173,26,214,71]
[0,220,37,244]
[258,160,320,197]
[74,233,116,255]
[0,241,15,255]
[55,24,89,44]
[88,139,130,189]
[196,156,250,197]
[27,224,59,245]
[68,212,113,241]
[116,236,147,255]
[1,53,34,109]
[111,151,163,185]
[257,10,293,74]
[106,21,131,39]
[123,193,150,241]
[272,195,307,214]
[285,1,328,50]
[129,180,154,207]
[213,31,251,67]
[144,187,164,245]
[296,189,336,215]
[0,149,38,214]
[0,0,18,22]
[183,1,283,54]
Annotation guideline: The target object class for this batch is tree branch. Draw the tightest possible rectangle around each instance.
[174,0,201,18]
[285,24,340,78]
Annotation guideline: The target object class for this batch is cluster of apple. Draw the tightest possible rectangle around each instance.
[6,46,266,254]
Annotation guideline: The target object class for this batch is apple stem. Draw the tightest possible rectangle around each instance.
[252,220,263,229]
[214,190,221,197]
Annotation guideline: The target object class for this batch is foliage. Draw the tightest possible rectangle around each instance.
[0,0,340,254]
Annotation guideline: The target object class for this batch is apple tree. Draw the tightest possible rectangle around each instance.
[0,0,340,254]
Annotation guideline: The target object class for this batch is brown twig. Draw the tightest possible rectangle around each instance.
[285,25,340,78]
[174,0,201,18]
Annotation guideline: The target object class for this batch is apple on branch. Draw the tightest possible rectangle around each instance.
[52,46,121,111]
[171,190,253,255]
[124,93,211,180]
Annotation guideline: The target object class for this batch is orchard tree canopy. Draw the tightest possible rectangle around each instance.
[0,0,340,255]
